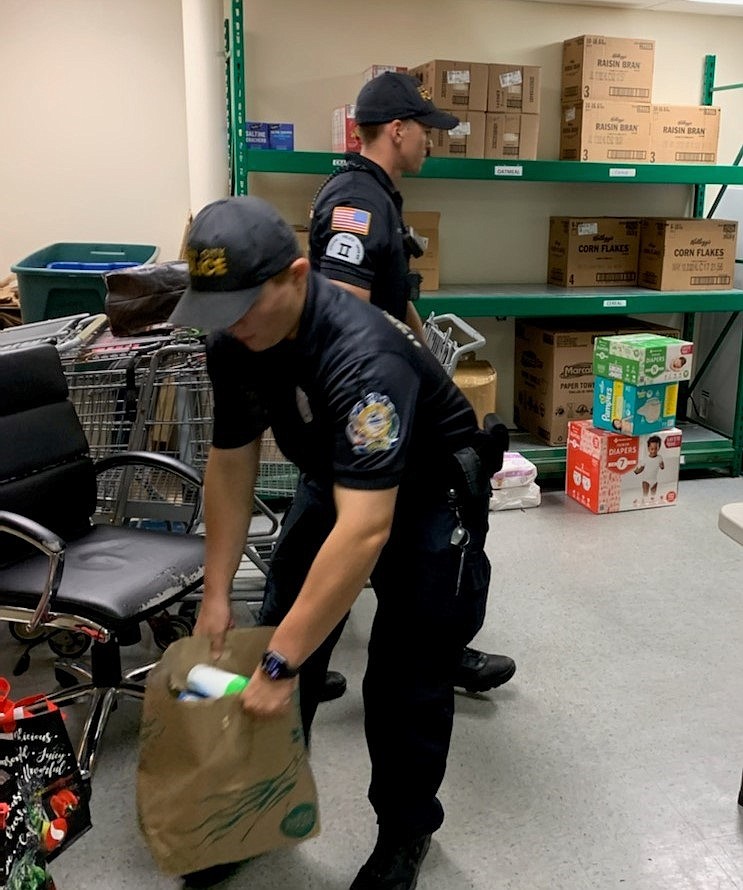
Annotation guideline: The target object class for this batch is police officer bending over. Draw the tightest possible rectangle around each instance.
[310,71,515,694]
[170,196,507,890]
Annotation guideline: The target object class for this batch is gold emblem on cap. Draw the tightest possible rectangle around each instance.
[187,246,228,277]
[417,85,432,101]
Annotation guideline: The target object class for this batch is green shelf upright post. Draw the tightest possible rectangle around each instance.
[228,0,247,196]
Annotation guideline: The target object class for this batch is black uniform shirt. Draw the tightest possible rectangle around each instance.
[309,154,410,322]
[206,272,475,492]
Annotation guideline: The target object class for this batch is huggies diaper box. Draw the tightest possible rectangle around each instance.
[592,376,678,435]
[593,332,694,385]
[566,420,681,513]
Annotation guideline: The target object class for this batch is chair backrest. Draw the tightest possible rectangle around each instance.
[0,344,97,565]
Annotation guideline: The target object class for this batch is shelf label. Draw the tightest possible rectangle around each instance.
[493,165,523,177]
[332,159,348,168]
[608,168,637,178]
[602,299,627,307]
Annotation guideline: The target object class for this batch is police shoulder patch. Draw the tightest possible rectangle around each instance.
[346,392,400,455]
[325,232,365,266]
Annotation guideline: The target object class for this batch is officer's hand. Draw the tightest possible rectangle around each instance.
[192,597,234,660]
[239,669,296,719]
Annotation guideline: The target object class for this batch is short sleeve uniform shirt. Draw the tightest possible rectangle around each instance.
[206,272,475,493]
[309,154,410,322]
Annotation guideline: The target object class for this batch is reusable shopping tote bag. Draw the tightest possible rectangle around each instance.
[136,626,320,876]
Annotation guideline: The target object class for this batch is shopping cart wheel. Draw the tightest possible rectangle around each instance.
[151,614,193,651]
[48,630,92,659]
[9,624,47,643]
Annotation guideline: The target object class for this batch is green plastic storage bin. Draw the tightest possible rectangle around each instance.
[11,242,159,322]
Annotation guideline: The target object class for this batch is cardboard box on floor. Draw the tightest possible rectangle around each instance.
[548,217,641,287]
[405,211,440,292]
[453,356,497,427]
[638,217,738,290]
[566,420,681,514]
[513,317,681,446]
[561,35,655,104]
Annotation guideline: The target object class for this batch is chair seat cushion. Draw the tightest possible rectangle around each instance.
[0,525,204,631]
[719,502,743,548]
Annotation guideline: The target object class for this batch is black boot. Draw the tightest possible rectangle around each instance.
[319,669,347,702]
[454,647,516,693]
[350,832,432,890]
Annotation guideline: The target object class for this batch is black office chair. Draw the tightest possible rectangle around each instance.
[0,344,205,780]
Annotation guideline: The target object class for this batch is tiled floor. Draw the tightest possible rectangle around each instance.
[3,475,743,889]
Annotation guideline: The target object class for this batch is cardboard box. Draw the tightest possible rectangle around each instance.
[293,227,309,258]
[638,217,738,291]
[487,64,541,114]
[593,376,679,435]
[428,111,485,159]
[363,65,408,82]
[453,358,497,426]
[404,210,440,292]
[593,332,694,385]
[268,123,294,151]
[409,60,489,112]
[566,420,681,513]
[547,217,641,287]
[561,34,655,103]
[513,317,680,445]
[560,100,651,162]
[650,105,720,164]
[332,105,361,153]
[485,113,539,160]
[246,121,270,149]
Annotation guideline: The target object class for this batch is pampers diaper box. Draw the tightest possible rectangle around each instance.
[592,376,678,435]
[593,332,694,386]
[566,420,681,513]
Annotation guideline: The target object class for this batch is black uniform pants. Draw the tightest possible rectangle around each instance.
[259,472,491,839]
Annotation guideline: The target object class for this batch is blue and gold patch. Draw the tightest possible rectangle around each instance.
[346,392,400,455]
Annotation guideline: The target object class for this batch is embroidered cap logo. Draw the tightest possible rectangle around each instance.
[187,246,228,278]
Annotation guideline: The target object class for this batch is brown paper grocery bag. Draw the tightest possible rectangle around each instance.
[136,627,320,876]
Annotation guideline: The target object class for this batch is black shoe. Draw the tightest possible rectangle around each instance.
[319,669,347,702]
[454,647,516,693]
[350,832,432,889]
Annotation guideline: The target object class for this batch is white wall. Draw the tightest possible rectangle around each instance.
[1,0,193,273]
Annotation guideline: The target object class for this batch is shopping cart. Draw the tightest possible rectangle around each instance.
[422,312,487,377]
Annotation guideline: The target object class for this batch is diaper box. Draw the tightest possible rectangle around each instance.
[592,376,678,435]
[593,332,694,385]
[566,420,681,513]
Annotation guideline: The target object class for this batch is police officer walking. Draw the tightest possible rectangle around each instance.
[170,195,508,889]
[310,71,516,694]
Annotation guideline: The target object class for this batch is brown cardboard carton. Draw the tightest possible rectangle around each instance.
[453,357,497,426]
[548,217,641,287]
[650,105,720,164]
[561,34,655,103]
[485,113,539,160]
[409,60,488,112]
[428,111,486,159]
[362,65,407,82]
[638,217,738,291]
[487,64,541,114]
[513,317,680,445]
[331,105,360,153]
[293,227,310,257]
[560,100,651,162]
[404,211,440,292]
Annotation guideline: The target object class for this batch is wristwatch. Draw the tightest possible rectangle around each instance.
[260,649,299,681]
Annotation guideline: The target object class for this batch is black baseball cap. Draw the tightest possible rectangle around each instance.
[169,195,301,331]
[354,72,459,130]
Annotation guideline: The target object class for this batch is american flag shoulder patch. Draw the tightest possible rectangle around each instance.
[331,206,371,235]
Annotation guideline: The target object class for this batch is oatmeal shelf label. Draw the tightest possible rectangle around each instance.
[493,165,523,177]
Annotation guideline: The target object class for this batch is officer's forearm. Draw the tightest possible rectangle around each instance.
[405,301,426,341]
[267,486,397,667]
[203,441,260,601]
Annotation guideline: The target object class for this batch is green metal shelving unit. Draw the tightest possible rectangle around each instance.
[225,21,743,478]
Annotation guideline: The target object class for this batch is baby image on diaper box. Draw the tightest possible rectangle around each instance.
[566,419,682,514]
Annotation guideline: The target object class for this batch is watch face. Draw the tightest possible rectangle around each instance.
[262,650,295,680]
